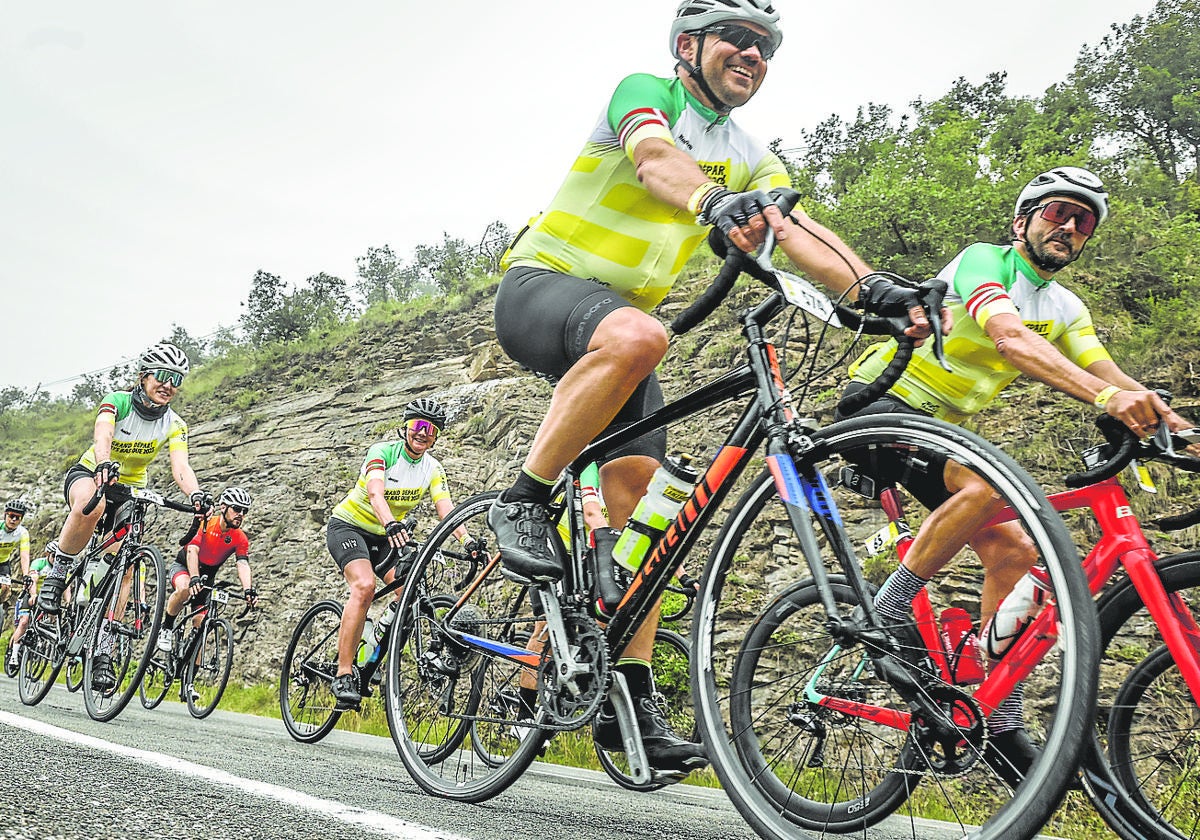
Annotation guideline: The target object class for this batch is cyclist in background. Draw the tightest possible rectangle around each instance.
[0,498,32,629]
[487,0,935,775]
[6,550,50,672]
[326,397,483,709]
[837,166,1193,784]
[36,342,209,691]
[157,486,258,702]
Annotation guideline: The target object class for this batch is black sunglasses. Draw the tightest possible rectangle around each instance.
[227,505,249,515]
[702,24,776,60]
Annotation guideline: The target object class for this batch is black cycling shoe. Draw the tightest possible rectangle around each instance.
[983,728,1040,788]
[487,498,561,583]
[594,695,707,774]
[331,673,361,710]
[90,653,117,692]
[37,576,67,615]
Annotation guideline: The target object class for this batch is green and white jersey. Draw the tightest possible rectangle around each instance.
[78,392,188,488]
[0,524,29,565]
[503,73,790,312]
[330,440,451,535]
[850,243,1111,422]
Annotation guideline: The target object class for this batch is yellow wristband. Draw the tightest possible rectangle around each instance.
[1093,385,1122,409]
[687,182,720,216]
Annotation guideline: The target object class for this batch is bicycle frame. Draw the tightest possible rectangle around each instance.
[437,292,873,678]
[815,468,1200,736]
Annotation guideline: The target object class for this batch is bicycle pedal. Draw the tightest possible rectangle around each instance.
[334,698,361,712]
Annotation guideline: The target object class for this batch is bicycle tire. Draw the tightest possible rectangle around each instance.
[692,413,1098,840]
[2,638,17,679]
[139,651,172,710]
[1083,551,1200,840]
[18,620,65,705]
[595,628,697,792]
[280,600,344,743]
[186,617,234,718]
[385,490,549,803]
[64,654,84,692]
[83,544,166,722]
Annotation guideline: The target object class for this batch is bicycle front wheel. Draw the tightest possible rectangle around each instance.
[385,490,548,803]
[1085,550,1200,840]
[279,600,344,743]
[64,654,84,693]
[83,545,166,722]
[186,617,234,718]
[692,413,1098,840]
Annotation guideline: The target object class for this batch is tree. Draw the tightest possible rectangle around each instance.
[163,323,208,367]
[304,272,352,326]
[1074,0,1200,181]
[354,245,403,306]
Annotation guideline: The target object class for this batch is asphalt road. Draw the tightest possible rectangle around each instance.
[0,680,1057,840]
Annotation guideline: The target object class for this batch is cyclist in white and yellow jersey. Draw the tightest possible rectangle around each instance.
[0,498,32,633]
[487,0,938,775]
[837,166,1193,785]
[37,342,208,691]
[326,397,483,709]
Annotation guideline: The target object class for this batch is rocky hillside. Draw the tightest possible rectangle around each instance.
[5,271,1200,688]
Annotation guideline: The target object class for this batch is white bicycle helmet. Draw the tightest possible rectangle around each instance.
[4,498,29,515]
[219,487,253,509]
[670,0,783,60]
[138,342,190,376]
[1014,166,1109,227]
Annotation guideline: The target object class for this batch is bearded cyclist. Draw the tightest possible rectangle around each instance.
[157,487,257,700]
[326,397,483,709]
[837,166,1194,785]
[37,342,209,692]
[486,0,938,776]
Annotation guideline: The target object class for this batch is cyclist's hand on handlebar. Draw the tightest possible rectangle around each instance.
[698,188,785,255]
[463,537,487,560]
[385,519,411,549]
[1104,388,1175,440]
[94,460,121,487]
[859,276,951,342]
[190,491,213,515]
[188,575,203,599]
[243,587,259,607]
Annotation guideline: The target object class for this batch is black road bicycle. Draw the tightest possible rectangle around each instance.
[382,192,1099,840]
[279,538,418,743]
[19,485,200,722]
[139,580,249,718]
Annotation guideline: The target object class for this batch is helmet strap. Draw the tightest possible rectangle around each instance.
[678,34,733,114]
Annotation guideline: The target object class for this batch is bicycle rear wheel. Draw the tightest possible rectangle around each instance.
[1085,550,1200,840]
[385,490,548,802]
[693,413,1098,840]
[595,628,696,791]
[83,545,166,722]
[280,600,344,743]
[64,654,84,692]
[139,651,172,710]
[186,617,234,718]
[18,620,65,705]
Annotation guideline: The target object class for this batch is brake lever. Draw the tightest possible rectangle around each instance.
[918,279,950,372]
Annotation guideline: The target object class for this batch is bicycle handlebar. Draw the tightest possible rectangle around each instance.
[1064,414,1200,488]
[81,482,206,544]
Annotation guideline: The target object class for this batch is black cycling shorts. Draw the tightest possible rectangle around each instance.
[326,517,400,577]
[494,265,666,463]
[834,382,952,511]
[64,464,134,534]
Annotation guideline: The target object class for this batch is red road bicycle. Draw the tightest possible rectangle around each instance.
[768,415,1200,840]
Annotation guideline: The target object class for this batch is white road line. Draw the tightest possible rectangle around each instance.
[0,710,468,840]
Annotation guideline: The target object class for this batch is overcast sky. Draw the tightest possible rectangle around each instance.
[2,0,1157,395]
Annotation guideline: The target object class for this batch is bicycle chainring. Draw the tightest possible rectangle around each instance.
[909,683,986,778]
[538,611,609,730]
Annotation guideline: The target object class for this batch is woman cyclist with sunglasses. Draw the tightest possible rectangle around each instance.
[837,165,1195,785]
[324,396,483,709]
[36,342,210,692]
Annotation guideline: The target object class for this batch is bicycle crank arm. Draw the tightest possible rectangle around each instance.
[607,671,651,786]
[538,585,590,697]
